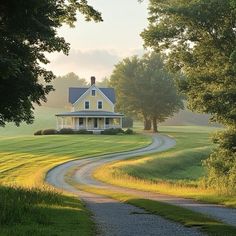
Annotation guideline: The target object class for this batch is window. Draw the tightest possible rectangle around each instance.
[85,101,89,109]
[98,101,103,109]
[92,90,96,96]
[79,118,83,125]
[105,118,109,125]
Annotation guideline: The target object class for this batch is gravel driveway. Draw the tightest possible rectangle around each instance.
[46,134,235,235]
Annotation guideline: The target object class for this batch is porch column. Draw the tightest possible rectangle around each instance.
[56,117,59,130]
[103,117,106,129]
[85,117,87,130]
[61,116,64,129]
[64,117,67,128]
[59,117,63,129]
[119,117,122,128]
[72,117,75,129]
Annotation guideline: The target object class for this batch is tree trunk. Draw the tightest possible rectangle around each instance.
[152,117,158,133]
[144,117,151,130]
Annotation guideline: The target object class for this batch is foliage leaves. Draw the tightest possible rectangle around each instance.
[142,0,236,192]
[110,53,183,132]
[0,0,102,126]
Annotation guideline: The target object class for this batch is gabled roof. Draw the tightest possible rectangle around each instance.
[69,88,88,104]
[69,87,116,104]
[100,88,116,104]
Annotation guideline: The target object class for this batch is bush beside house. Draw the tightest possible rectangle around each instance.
[34,128,134,136]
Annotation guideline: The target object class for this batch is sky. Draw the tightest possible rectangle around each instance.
[46,0,149,81]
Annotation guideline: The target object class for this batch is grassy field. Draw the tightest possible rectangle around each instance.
[0,186,93,236]
[94,126,236,207]
[0,106,64,136]
[0,134,151,235]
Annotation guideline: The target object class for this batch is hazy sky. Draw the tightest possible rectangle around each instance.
[46,0,149,81]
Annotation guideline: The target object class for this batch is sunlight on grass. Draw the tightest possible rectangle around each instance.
[94,126,236,207]
[0,134,151,235]
[0,134,151,187]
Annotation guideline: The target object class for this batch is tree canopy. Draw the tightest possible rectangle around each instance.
[110,53,183,132]
[0,0,102,126]
[142,0,236,193]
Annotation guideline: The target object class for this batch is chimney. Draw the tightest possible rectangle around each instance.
[91,76,96,86]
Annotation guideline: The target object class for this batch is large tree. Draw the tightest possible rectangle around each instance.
[110,53,183,132]
[142,0,236,193]
[0,0,102,126]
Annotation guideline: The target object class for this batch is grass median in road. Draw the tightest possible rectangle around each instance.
[0,134,151,235]
[94,126,236,207]
[71,185,236,236]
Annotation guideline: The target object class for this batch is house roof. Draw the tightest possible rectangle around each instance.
[56,111,124,117]
[69,87,116,104]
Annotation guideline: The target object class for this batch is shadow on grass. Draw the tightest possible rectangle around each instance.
[0,186,93,236]
[127,198,236,236]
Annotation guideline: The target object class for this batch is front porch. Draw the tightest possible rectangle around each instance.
[56,116,123,131]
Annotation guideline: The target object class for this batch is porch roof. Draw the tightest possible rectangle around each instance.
[56,111,124,117]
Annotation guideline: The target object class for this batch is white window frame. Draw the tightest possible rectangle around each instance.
[97,100,103,109]
[91,89,96,96]
[84,100,90,110]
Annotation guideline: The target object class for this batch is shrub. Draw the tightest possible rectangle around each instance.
[203,128,236,195]
[42,129,58,135]
[34,130,42,135]
[204,148,236,195]
[101,128,125,135]
[125,128,134,135]
[74,129,93,134]
[58,128,74,134]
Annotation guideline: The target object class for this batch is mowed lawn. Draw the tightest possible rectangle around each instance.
[94,126,236,207]
[0,134,151,235]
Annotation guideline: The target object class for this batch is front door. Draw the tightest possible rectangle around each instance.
[94,118,98,128]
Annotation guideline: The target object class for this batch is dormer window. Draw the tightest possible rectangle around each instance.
[98,101,103,109]
[92,90,96,96]
[85,101,90,109]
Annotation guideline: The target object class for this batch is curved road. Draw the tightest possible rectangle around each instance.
[46,134,236,235]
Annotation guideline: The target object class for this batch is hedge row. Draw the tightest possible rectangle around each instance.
[34,128,134,136]
[101,128,134,135]
[34,128,93,135]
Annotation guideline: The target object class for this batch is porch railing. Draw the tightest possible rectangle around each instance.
[57,124,121,130]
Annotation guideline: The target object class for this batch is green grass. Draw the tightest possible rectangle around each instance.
[0,186,93,236]
[0,133,151,235]
[73,186,236,236]
[0,106,64,136]
[0,134,150,186]
[0,187,94,236]
[121,127,214,181]
[94,126,236,207]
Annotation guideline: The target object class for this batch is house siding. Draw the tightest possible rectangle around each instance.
[73,89,114,112]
